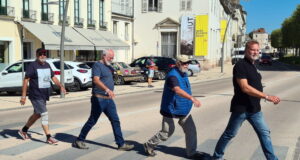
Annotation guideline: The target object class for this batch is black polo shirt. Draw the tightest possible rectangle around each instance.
[230,58,263,113]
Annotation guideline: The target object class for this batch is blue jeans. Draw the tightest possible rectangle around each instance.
[78,96,125,147]
[213,112,278,160]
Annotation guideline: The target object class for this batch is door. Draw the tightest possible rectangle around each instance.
[161,32,177,58]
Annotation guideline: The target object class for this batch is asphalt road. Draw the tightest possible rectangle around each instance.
[0,61,299,160]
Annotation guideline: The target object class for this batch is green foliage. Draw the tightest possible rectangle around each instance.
[271,29,282,48]
[280,5,300,49]
[279,56,300,65]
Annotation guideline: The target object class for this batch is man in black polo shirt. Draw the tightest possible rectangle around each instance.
[212,40,280,160]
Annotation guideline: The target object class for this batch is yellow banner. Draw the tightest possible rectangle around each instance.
[194,15,208,56]
[220,20,227,42]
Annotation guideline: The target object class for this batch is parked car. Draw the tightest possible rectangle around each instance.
[85,61,96,68]
[231,50,245,65]
[129,56,176,80]
[187,59,201,76]
[0,59,74,95]
[111,62,144,85]
[259,55,272,65]
[65,61,92,91]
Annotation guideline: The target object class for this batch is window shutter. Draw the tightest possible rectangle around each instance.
[141,0,148,13]
[187,0,192,10]
[158,0,163,12]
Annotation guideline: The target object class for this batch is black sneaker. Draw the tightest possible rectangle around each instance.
[118,143,134,151]
[143,143,156,157]
[72,140,89,149]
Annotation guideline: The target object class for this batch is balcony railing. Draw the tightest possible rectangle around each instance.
[74,17,84,28]
[21,9,36,22]
[111,2,133,17]
[59,15,70,25]
[41,12,54,23]
[0,6,15,17]
[87,19,96,29]
[99,21,107,30]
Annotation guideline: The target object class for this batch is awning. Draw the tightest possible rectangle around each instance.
[73,27,130,50]
[19,21,95,50]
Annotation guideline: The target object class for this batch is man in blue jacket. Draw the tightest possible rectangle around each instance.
[143,55,205,159]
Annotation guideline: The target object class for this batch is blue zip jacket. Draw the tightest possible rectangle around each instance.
[160,68,193,116]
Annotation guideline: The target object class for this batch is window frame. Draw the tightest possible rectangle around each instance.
[99,0,105,27]
[41,0,49,21]
[23,0,30,18]
[74,0,80,25]
[87,0,93,25]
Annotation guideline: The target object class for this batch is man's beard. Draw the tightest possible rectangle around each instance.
[179,67,188,73]
[39,58,46,63]
[104,60,112,66]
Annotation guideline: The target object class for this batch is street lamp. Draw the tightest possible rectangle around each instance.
[44,0,69,98]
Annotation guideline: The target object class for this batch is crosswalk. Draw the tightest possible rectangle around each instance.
[0,122,292,160]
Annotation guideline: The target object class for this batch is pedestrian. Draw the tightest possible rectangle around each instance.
[18,48,66,144]
[73,49,134,151]
[146,57,156,88]
[143,55,207,159]
[212,40,281,160]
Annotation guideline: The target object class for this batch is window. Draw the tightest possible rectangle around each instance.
[59,0,66,21]
[99,0,105,27]
[125,23,129,41]
[23,0,29,18]
[0,0,7,15]
[180,0,192,11]
[74,0,80,25]
[87,0,93,25]
[142,0,162,12]
[41,0,48,21]
[113,21,118,35]
[7,63,22,73]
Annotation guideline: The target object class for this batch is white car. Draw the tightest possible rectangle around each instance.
[187,59,201,76]
[0,59,74,95]
[65,61,92,91]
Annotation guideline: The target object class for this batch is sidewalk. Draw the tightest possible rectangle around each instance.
[0,63,233,111]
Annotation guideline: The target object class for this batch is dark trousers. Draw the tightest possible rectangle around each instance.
[78,96,125,147]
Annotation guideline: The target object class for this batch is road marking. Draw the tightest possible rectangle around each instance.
[0,124,66,140]
[0,124,73,155]
[111,135,182,160]
[250,145,289,160]
[40,130,136,160]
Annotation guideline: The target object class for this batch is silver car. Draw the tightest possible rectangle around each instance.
[187,59,201,76]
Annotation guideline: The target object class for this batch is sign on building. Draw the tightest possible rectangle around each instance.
[194,15,208,56]
[180,16,194,55]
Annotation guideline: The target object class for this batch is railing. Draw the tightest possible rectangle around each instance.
[22,9,36,20]
[87,19,96,28]
[111,2,133,16]
[0,6,14,17]
[41,12,54,23]
[99,21,107,30]
[59,15,70,25]
[74,17,84,27]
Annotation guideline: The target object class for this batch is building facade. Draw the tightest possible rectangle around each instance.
[132,0,246,69]
[0,0,130,70]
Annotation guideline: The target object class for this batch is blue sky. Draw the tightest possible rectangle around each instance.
[240,0,299,34]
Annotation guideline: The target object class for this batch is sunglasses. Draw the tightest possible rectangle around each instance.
[38,53,47,56]
[180,62,190,65]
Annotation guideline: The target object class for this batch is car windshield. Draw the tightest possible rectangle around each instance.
[261,56,271,59]
[118,62,129,69]
[53,61,70,70]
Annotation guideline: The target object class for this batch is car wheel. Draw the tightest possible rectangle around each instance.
[141,74,148,82]
[70,79,81,91]
[7,91,16,95]
[115,75,125,85]
[187,69,193,77]
[158,71,166,80]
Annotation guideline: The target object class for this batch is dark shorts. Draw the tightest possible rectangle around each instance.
[31,99,47,114]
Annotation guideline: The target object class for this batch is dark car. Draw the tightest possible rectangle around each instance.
[259,55,272,65]
[129,56,176,80]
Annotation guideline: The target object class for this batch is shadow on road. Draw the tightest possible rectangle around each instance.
[0,129,23,139]
[54,133,116,150]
